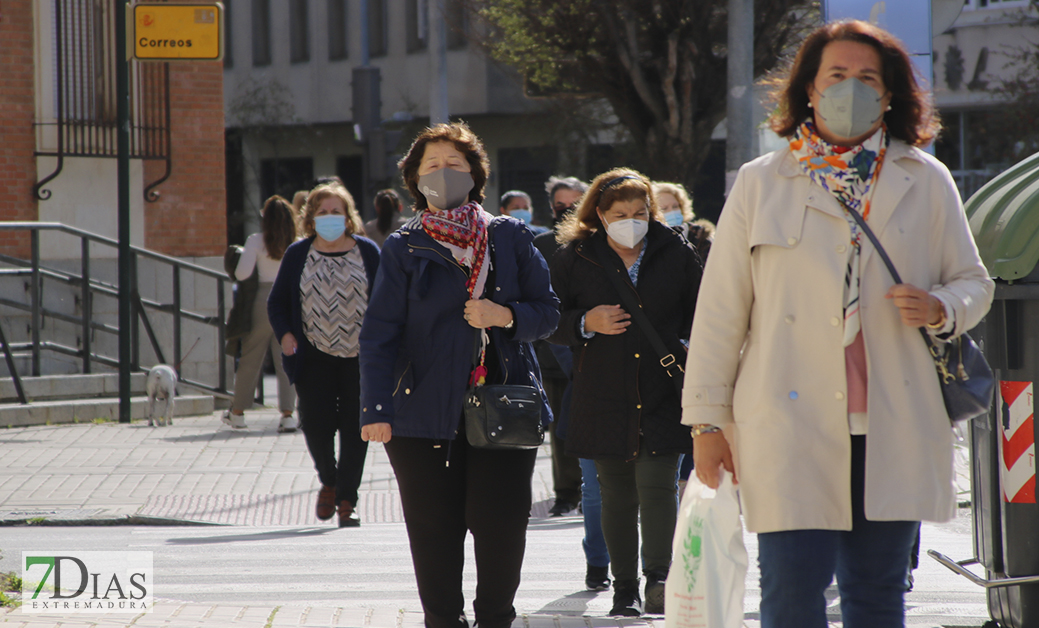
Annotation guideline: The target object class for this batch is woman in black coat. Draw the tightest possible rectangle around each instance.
[548,168,702,616]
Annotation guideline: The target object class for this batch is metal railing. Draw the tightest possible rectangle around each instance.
[0,222,229,400]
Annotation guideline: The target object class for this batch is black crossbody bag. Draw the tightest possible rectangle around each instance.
[462,219,545,449]
[843,204,994,424]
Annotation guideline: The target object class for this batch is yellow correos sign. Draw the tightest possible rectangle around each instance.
[132,3,223,61]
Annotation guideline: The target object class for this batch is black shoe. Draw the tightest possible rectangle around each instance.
[548,499,577,516]
[585,564,611,591]
[644,574,665,614]
[609,579,642,616]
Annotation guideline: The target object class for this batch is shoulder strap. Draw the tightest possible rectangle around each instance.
[842,204,943,355]
[591,240,684,393]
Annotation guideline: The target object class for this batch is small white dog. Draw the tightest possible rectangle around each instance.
[146,364,178,427]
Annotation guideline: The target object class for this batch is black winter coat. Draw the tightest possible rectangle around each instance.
[548,221,701,460]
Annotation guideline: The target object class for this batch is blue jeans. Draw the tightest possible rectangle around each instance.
[579,457,610,568]
[757,436,920,628]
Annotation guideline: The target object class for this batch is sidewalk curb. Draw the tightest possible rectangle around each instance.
[0,515,225,527]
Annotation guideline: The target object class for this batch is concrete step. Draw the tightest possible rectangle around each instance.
[0,394,215,427]
[0,372,147,403]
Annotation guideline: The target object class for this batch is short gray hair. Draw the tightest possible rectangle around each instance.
[545,176,588,203]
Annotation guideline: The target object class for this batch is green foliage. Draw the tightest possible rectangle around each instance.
[472,0,818,187]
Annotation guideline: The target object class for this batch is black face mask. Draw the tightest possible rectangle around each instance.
[552,204,577,226]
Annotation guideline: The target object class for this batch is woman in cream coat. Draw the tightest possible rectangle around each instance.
[683,21,993,628]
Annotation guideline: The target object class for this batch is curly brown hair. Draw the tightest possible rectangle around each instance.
[556,168,662,245]
[768,20,940,147]
[300,184,365,239]
[397,122,489,211]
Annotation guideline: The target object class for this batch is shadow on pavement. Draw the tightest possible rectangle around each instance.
[166,526,335,545]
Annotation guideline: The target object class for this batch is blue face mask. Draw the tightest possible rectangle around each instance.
[314,214,346,242]
[663,210,685,227]
[509,209,532,225]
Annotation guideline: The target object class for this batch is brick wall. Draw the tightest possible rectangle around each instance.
[0,0,39,257]
[144,61,227,257]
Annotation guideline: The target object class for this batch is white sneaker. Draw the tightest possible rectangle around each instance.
[277,414,298,433]
[222,410,247,429]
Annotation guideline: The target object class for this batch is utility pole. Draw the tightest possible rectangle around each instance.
[429,0,449,124]
[116,0,132,423]
[726,0,754,195]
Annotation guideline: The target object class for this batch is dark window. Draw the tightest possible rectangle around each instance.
[223,0,233,67]
[369,0,388,57]
[289,0,309,63]
[336,156,367,219]
[327,0,348,61]
[445,0,467,50]
[251,0,271,66]
[260,157,314,203]
[498,147,558,225]
[406,0,427,54]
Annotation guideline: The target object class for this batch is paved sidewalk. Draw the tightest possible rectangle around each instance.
[0,404,990,627]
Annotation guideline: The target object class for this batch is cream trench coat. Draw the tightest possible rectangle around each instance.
[682,140,994,534]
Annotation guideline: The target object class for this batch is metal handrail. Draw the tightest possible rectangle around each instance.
[928,550,1039,589]
[0,222,230,400]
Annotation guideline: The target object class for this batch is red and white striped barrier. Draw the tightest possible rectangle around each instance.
[999,381,1036,504]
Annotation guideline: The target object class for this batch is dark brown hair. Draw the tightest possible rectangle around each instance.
[768,20,940,146]
[374,188,403,235]
[398,122,489,211]
[300,184,365,238]
[261,196,297,260]
[556,168,662,244]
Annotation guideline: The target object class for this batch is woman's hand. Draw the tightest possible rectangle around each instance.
[584,304,631,335]
[693,431,736,489]
[361,422,392,443]
[280,332,298,356]
[885,284,944,327]
[464,299,513,329]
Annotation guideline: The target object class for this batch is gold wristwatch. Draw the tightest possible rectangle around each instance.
[690,424,722,438]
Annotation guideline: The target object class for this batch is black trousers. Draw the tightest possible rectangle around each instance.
[385,428,538,628]
[295,352,369,505]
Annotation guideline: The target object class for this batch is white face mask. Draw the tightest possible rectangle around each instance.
[601,214,649,249]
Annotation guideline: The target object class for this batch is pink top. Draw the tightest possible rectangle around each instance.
[845,330,868,414]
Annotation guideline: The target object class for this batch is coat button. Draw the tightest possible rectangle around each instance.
[408,248,414,253]
[787,237,798,245]
[375,404,383,411]
[830,317,840,326]
[636,404,642,409]
[496,286,501,291]
[405,388,411,395]
[836,245,847,254]
[634,353,640,358]
[784,315,794,324]
[835,392,845,400]
[363,407,367,412]
[789,391,798,400]
[694,393,703,400]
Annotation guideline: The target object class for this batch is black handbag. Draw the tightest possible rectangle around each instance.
[843,203,994,424]
[462,219,545,450]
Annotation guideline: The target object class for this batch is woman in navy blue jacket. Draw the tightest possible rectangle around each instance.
[359,122,559,628]
[268,183,380,528]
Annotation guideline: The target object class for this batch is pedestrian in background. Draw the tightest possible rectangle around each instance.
[363,188,408,248]
[684,20,994,628]
[268,183,380,528]
[533,176,588,519]
[222,195,298,432]
[499,190,548,234]
[652,182,713,263]
[549,168,701,616]
[359,122,559,628]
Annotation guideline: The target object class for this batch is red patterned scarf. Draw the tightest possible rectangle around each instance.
[420,201,492,298]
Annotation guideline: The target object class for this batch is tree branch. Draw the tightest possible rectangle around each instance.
[662,33,680,139]
[605,9,668,127]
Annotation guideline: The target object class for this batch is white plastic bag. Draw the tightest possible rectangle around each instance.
[665,470,748,628]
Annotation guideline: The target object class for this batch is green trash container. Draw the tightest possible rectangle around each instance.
[929,150,1039,628]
